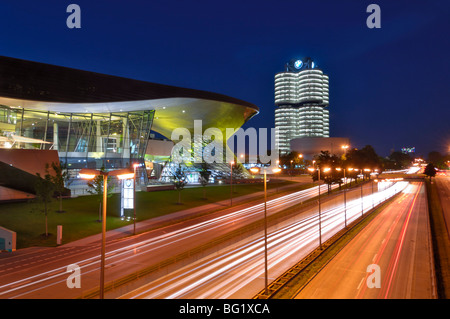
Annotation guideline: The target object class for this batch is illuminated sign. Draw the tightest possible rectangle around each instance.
[120,178,134,217]
[294,60,303,69]
[401,147,415,154]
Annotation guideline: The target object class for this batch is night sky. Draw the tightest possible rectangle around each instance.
[1,0,449,157]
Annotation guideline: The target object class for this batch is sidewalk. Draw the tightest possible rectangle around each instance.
[62,181,308,247]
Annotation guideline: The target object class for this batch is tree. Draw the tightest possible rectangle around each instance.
[198,163,211,200]
[424,163,437,180]
[86,166,114,222]
[50,162,71,213]
[427,151,450,169]
[312,151,343,193]
[279,151,306,175]
[344,145,382,180]
[34,170,56,238]
[385,151,412,170]
[232,163,246,180]
[172,164,187,204]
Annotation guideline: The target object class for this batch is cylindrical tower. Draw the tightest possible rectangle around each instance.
[274,58,329,154]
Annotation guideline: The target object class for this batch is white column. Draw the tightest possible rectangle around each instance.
[53,122,59,150]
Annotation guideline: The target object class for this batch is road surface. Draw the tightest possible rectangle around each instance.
[119,181,407,299]
[294,182,436,299]
[0,181,340,298]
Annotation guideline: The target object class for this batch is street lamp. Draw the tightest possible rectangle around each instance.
[230,161,234,206]
[357,168,364,216]
[308,165,326,249]
[133,163,139,235]
[364,168,375,209]
[79,167,134,299]
[336,167,348,228]
[250,166,280,296]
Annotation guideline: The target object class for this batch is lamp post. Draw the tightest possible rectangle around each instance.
[250,166,280,296]
[364,168,374,209]
[336,167,348,228]
[308,165,326,249]
[133,163,139,235]
[358,169,364,216]
[79,167,134,299]
[230,161,234,206]
[341,144,349,155]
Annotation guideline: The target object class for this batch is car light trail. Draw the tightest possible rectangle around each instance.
[0,182,337,298]
[122,181,409,299]
[1,181,405,299]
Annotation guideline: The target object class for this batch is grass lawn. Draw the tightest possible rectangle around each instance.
[0,180,307,249]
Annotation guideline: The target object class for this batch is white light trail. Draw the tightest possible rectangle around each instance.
[124,182,409,299]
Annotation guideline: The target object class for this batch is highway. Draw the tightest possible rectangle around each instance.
[0,181,342,299]
[294,182,436,299]
[120,181,408,299]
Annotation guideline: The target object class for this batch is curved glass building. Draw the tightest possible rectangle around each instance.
[274,57,329,154]
[0,56,259,198]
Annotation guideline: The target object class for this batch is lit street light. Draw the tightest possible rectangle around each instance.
[336,167,348,228]
[133,163,139,235]
[79,167,134,299]
[308,165,330,249]
[357,168,364,216]
[250,166,281,296]
[230,161,234,206]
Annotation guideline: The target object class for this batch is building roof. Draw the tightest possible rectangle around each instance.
[0,56,258,108]
[0,56,259,138]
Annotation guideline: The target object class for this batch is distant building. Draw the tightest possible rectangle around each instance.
[274,57,329,155]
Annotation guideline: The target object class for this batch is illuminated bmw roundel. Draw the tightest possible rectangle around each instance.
[294,60,303,69]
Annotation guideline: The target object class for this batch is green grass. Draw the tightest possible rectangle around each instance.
[0,180,303,249]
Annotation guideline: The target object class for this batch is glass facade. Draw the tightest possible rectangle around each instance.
[274,63,330,155]
[0,104,154,172]
[274,70,329,106]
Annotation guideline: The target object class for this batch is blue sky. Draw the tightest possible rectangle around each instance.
[1,0,449,157]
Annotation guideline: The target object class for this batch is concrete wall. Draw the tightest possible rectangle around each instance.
[0,186,35,202]
[0,149,60,201]
[0,149,60,177]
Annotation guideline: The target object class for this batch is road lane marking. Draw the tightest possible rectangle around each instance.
[357,277,365,290]
[383,184,421,299]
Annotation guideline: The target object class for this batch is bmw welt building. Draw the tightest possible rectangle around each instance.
[0,56,258,200]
